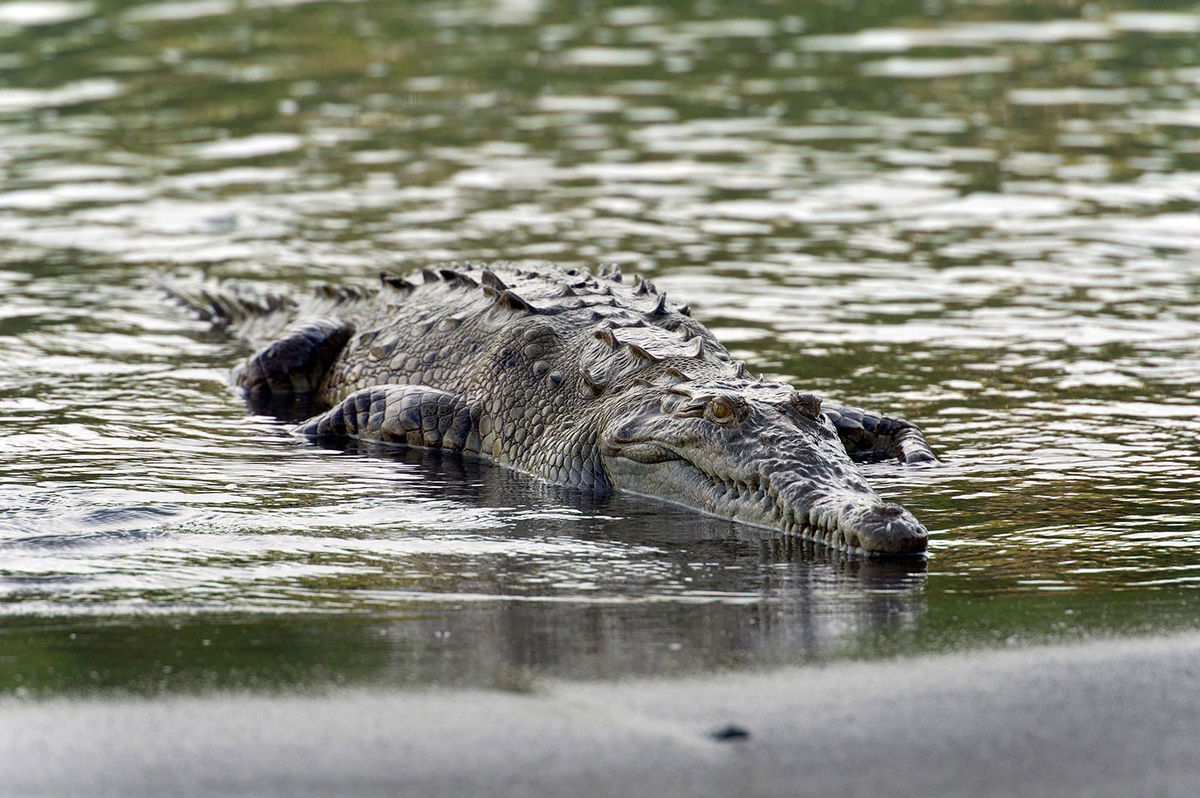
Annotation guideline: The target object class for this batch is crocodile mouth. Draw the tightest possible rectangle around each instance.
[609,444,927,557]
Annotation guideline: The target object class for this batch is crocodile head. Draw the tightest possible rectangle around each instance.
[599,378,928,556]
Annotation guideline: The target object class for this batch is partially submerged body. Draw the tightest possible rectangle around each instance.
[169,262,937,556]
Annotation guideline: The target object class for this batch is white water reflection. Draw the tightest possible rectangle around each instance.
[0,1,91,26]
[191,134,305,160]
[0,78,121,113]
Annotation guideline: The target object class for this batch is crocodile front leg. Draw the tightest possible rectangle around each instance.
[294,385,479,452]
[823,402,937,464]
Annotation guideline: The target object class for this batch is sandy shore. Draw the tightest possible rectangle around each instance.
[5,632,1199,797]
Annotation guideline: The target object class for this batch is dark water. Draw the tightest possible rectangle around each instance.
[1,0,1199,695]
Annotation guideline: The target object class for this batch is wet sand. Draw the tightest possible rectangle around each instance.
[4,632,1198,797]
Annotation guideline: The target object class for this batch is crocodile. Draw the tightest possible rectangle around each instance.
[169,262,937,556]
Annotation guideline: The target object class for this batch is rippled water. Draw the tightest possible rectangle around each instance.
[2,0,1199,694]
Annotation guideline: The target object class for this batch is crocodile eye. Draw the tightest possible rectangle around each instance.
[706,397,737,424]
[789,392,823,420]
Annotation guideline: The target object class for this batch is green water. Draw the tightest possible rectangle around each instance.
[2,0,1199,696]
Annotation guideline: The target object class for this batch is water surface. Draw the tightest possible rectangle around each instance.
[2,0,1199,695]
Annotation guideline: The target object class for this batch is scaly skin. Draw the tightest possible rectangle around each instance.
[175,262,937,556]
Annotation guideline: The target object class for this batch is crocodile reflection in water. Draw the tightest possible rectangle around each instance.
[283,438,929,684]
[166,262,937,557]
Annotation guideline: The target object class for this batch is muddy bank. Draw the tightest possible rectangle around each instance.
[5,633,1198,798]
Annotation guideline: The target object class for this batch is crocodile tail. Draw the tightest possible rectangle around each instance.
[156,274,298,329]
